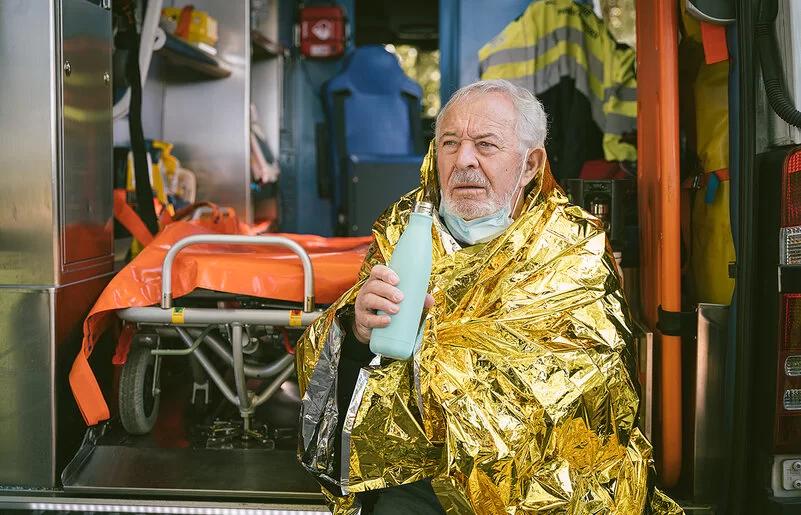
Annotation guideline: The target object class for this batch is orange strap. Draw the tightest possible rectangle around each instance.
[681,168,730,190]
[69,352,110,426]
[112,322,136,366]
[175,5,195,40]
[171,201,222,223]
[700,21,728,65]
[115,190,233,248]
[113,189,154,246]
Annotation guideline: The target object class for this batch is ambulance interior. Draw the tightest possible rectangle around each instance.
[0,0,800,513]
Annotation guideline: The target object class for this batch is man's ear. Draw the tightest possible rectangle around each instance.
[522,147,547,186]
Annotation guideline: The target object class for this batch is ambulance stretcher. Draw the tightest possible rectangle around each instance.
[70,216,371,443]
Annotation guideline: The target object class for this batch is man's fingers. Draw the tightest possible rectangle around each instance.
[371,264,400,286]
[363,279,404,304]
[357,312,392,329]
[355,266,432,344]
[360,292,400,315]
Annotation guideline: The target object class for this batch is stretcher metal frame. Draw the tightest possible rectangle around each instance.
[117,234,319,435]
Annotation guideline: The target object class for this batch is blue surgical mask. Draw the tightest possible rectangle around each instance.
[439,202,512,245]
[439,151,531,245]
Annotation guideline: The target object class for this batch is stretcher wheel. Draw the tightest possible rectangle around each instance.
[119,344,160,435]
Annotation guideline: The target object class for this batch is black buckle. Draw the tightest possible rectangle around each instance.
[657,305,698,338]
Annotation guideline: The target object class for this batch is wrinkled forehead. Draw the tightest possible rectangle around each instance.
[437,92,518,140]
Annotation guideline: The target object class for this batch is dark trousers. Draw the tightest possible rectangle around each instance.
[363,479,446,515]
[337,323,445,514]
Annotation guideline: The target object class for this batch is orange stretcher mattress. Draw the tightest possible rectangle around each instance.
[70,220,372,426]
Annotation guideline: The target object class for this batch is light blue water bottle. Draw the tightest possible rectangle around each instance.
[369,201,434,360]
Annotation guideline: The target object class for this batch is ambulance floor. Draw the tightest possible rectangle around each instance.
[61,355,323,501]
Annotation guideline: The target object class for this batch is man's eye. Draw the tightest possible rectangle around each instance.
[442,141,457,147]
[478,141,494,148]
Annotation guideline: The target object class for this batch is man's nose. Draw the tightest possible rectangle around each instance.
[454,141,479,169]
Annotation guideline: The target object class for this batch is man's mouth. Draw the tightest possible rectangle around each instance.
[452,185,486,195]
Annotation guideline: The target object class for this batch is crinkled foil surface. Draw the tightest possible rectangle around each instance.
[297,144,683,514]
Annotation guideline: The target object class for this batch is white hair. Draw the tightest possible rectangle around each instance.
[435,79,548,152]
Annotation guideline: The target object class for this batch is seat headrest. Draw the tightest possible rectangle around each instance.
[329,45,417,96]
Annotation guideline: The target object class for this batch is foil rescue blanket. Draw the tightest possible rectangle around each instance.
[70,219,372,427]
[296,148,683,514]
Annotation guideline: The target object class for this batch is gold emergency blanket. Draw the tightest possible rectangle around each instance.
[297,145,683,514]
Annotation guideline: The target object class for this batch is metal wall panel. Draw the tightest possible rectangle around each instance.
[694,303,730,502]
[60,0,114,269]
[0,0,114,489]
[764,0,801,147]
[0,289,56,487]
[162,0,252,223]
[0,273,111,489]
[141,59,170,143]
[635,321,654,442]
[0,0,59,286]
[251,53,283,167]
[252,0,282,157]
[0,0,113,287]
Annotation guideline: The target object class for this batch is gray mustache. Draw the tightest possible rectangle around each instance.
[449,168,490,188]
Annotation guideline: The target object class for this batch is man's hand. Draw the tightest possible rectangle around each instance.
[352,264,436,344]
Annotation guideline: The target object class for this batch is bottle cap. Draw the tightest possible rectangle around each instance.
[413,201,434,216]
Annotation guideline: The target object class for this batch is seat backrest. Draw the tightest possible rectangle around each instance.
[322,45,423,158]
[321,46,426,234]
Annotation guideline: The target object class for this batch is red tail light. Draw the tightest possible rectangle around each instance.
[782,149,801,227]
[781,149,801,265]
[776,295,801,452]
[777,149,801,452]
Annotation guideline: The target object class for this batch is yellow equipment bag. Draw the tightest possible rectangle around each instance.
[682,8,735,304]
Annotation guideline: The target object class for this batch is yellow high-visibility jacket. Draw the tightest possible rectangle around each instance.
[479,0,638,164]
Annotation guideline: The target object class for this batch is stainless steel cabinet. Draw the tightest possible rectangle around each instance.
[0,0,113,488]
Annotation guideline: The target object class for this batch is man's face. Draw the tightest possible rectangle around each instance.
[437,92,524,220]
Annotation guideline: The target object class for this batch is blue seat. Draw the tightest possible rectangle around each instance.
[321,45,426,235]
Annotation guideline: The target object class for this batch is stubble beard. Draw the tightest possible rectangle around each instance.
[441,166,518,220]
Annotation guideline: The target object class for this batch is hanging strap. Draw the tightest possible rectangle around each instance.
[332,90,351,226]
[124,6,160,236]
[316,123,331,198]
[683,168,730,201]
[333,90,350,165]
[680,185,693,275]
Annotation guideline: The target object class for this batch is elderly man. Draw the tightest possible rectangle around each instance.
[297,80,681,515]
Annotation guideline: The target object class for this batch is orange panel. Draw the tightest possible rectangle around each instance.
[637,0,661,331]
[636,0,683,488]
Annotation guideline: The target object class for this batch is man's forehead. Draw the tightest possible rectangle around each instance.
[439,93,517,135]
